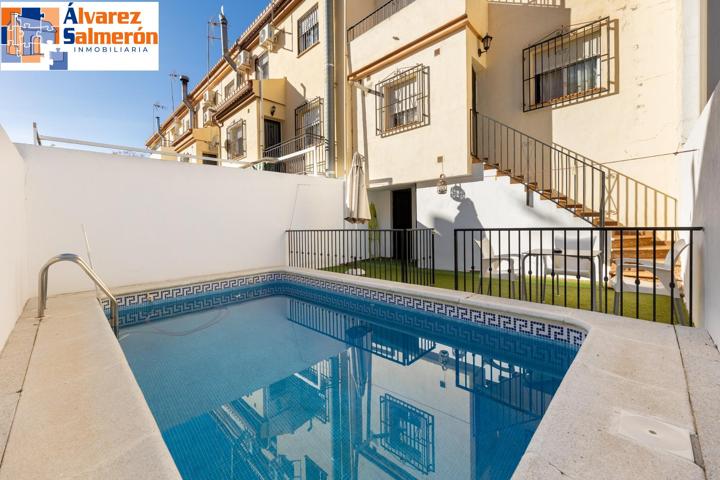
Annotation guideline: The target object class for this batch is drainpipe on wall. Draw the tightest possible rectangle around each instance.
[323,0,336,177]
[155,116,166,146]
[180,75,194,129]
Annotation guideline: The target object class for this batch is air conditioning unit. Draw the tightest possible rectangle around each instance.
[238,50,252,70]
[203,90,216,106]
[259,24,278,49]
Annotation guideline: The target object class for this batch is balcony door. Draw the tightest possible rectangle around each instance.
[264,119,282,151]
[392,188,413,261]
[264,119,283,172]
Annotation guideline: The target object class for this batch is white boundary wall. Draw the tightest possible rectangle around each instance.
[679,83,720,345]
[0,126,344,350]
[18,144,344,296]
[0,128,29,349]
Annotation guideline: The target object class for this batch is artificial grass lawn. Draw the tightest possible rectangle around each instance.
[325,258,683,324]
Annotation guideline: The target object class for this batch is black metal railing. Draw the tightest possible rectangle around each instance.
[553,145,678,234]
[263,133,326,175]
[287,229,435,286]
[453,227,702,325]
[471,111,607,226]
[347,0,416,41]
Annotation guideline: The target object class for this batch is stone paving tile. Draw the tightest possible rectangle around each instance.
[676,326,720,480]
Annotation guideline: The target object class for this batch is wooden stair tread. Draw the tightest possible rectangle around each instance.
[575,210,602,217]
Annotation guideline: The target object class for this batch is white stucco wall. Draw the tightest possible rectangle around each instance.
[415,166,588,271]
[678,83,720,345]
[0,127,29,350]
[356,29,471,186]
[18,144,344,296]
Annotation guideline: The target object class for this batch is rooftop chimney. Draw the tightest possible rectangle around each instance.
[218,6,242,85]
[179,75,195,129]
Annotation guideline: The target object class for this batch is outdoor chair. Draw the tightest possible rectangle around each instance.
[474,238,518,297]
[612,238,689,324]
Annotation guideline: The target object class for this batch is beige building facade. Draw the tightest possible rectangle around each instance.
[147,0,347,176]
[149,0,716,245]
[344,0,715,248]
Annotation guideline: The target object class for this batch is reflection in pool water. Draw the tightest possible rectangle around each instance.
[119,283,577,480]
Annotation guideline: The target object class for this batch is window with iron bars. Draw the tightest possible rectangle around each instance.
[224,80,235,99]
[255,53,269,80]
[298,5,319,54]
[376,65,430,136]
[226,120,246,159]
[295,97,323,138]
[523,18,610,111]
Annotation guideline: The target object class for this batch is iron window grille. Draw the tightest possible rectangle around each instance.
[298,5,319,54]
[223,80,235,99]
[226,119,246,159]
[379,394,435,474]
[295,97,323,138]
[255,52,269,80]
[523,17,611,112]
[376,65,430,136]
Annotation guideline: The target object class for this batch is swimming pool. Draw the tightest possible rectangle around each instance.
[115,273,580,480]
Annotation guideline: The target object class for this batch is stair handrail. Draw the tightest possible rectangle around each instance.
[37,253,119,337]
[553,144,678,229]
[472,110,607,226]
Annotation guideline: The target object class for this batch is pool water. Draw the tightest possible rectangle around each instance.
[119,282,578,480]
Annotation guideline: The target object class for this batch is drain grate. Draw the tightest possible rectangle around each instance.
[616,410,694,462]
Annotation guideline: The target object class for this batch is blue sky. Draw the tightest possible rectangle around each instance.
[0,0,268,145]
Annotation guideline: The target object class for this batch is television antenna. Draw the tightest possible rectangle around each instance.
[168,71,180,110]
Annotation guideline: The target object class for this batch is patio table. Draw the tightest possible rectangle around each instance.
[520,248,604,310]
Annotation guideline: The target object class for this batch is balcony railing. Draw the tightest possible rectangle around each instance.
[263,133,327,175]
[347,0,416,41]
[287,228,436,286]
[453,227,702,325]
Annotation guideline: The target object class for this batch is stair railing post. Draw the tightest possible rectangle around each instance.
[600,171,606,228]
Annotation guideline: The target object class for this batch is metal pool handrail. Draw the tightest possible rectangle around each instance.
[37,253,119,337]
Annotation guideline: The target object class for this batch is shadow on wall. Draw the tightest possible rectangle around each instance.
[418,184,484,271]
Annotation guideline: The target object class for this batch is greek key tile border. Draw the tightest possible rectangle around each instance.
[104,271,586,348]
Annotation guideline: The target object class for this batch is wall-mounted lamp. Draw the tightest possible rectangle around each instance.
[270,105,276,116]
[477,33,493,56]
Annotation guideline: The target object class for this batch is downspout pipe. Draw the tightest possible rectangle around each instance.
[324,0,336,177]
[220,8,242,86]
[180,75,194,129]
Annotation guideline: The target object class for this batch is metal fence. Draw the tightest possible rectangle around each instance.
[287,229,435,286]
[454,227,702,325]
[263,133,326,175]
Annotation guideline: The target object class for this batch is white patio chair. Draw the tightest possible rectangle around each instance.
[612,238,688,324]
[547,233,600,297]
[474,238,518,297]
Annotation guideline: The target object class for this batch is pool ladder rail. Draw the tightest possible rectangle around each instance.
[37,253,119,337]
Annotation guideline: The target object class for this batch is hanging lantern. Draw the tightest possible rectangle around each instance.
[437,173,448,195]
